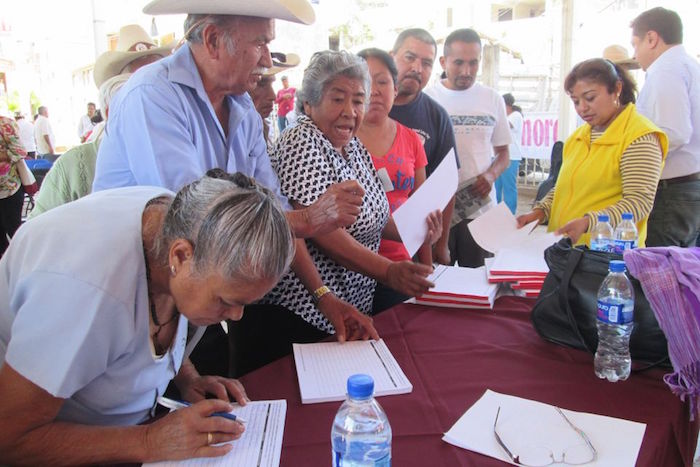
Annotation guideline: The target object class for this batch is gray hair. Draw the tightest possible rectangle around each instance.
[184,14,237,54]
[157,172,294,283]
[98,73,131,112]
[296,50,370,115]
[392,28,437,55]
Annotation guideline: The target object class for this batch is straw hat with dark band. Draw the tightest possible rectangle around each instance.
[602,44,640,70]
[142,0,316,25]
[265,52,301,77]
[93,24,171,88]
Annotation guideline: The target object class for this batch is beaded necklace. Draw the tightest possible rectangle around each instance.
[143,244,179,355]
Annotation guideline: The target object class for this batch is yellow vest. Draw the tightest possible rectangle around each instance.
[549,104,668,247]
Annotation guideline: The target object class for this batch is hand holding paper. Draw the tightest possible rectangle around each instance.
[393,149,457,257]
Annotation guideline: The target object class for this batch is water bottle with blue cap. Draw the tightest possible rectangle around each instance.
[331,374,392,466]
[595,260,635,382]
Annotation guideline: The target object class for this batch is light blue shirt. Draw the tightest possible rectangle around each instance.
[0,186,188,426]
[93,44,288,207]
[637,45,700,179]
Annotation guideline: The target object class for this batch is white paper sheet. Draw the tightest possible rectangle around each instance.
[467,203,559,254]
[293,339,413,404]
[489,247,549,276]
[145,400,287,467]
[420,265,498,305]
[443,390,646,467]
[393,148,457,257]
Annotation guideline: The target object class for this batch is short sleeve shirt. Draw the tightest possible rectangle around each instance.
[389,91,457,177]
[263,115,390,333]
[370,122,427,262]
[0,186,189,426]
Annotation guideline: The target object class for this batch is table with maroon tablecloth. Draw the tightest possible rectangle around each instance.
[240,297,698,466]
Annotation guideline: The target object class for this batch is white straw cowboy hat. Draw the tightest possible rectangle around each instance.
[602,44,640,70]
[143,0,316,25]
[265,52,300,77]
[93,24,171,88]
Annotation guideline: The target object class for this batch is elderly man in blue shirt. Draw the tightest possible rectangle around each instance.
[94,0,380,345]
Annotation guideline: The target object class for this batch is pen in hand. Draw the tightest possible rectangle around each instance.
[157,396,248,423]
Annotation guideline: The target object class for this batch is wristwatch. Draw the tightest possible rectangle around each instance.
[312,285,332,304]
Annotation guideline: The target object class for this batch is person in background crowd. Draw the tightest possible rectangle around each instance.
[78,102,97,143]
[0,116,28,257]
[33,106,55,159]
[389,28,456,265]
[259,50,438,352]
[0,172,294,464]
[94,0,378,377]
[602,44,640,73]
[630,7,700,247]
[356,47,432,313]
[425,28,511,268]
[13,113,35,159]
[30,74,131,218]
[517,58,667,246]
[92,24,171,89]
[249,52,300,150]
[274,75,296,134]
[494,93,523,215]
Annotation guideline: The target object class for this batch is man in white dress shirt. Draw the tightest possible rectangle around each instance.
[33,106,56,159]
[13,113,36,159]
[77,103,96,143]
[631,7,700,247]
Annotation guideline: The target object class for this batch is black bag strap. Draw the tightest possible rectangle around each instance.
[557,246,596,354]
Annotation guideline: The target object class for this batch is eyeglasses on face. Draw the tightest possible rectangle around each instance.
[493,406,598,466]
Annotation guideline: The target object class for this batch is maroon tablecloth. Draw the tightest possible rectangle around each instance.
[241,297,698,466]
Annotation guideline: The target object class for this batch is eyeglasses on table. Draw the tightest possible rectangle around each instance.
[493,405,598,466]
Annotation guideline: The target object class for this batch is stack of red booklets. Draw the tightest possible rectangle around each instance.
[486,248,549,297]
[415,265,498,309]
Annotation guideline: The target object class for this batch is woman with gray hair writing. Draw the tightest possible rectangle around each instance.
[0,171,295,464]
[238,51,440,366]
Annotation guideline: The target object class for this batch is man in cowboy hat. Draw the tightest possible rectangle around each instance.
[249,52,300,147]
[94,0,378,359]
[93,24,171,88]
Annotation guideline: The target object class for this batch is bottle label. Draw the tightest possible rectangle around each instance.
[591,238,611,252]
[597,300,634,324]
[334,451,391,466]
[612,239,637,255]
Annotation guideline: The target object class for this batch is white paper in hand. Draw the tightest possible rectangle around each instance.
[393,149,457,256]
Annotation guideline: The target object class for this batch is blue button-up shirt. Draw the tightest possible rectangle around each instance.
[93,44,288,206]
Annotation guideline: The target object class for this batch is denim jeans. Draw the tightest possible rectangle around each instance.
[645,178,700,247]
[277,115,287,133]
[495,159,520,214]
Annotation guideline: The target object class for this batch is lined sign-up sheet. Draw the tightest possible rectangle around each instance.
[293,339,413,404]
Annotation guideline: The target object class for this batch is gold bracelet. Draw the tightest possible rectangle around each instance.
[312,285,332,303]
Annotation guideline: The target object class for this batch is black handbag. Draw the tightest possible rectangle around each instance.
[531,238,669,366]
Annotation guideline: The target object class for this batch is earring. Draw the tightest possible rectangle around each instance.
[170,264,176,276]
[614,94,620,108]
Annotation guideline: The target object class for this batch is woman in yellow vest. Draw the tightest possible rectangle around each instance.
[518,58,668,246]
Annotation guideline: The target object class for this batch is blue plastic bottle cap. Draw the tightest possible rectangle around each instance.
[621,212,633,220]
[609,260,626,273]
[598,214,609,222]
[347,374,374,399]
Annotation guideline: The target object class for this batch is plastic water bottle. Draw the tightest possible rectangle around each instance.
[595,260,635,382]
[612,212,638,254]
[590,214,614,252]
[331,374,392,466]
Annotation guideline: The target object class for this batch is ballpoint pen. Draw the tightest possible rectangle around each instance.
[157,396,248,423]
